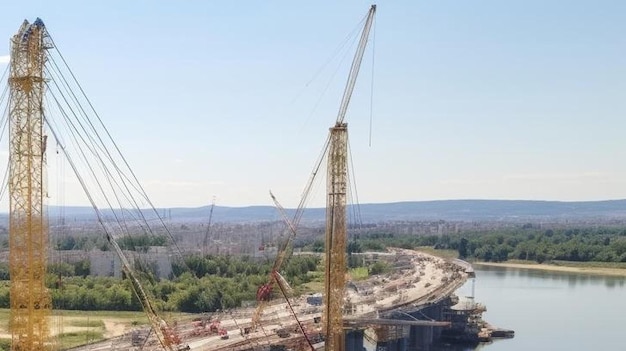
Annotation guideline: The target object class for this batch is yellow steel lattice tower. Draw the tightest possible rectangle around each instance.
[323,123,348,351]
[8,18,52,351]
[321,5,375,350]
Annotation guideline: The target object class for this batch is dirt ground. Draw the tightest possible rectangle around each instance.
[0,309,145,340]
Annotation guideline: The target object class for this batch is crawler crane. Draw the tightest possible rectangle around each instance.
[250,191,315,350]
[106,230,190,351]
[6,18,189,351]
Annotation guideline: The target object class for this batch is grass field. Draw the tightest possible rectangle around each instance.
[0,309,153,350]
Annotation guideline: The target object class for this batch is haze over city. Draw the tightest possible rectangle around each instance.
[0,0,624,210]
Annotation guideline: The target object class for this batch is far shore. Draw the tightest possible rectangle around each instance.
[472,261,626,277]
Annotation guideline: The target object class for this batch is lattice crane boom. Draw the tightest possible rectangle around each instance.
[334,5,377,126]
[8,18,52,351]
[202,197,216,256]
[268,192,315,350]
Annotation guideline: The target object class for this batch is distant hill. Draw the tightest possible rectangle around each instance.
[19,199,626,224]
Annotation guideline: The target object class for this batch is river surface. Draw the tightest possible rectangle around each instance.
[452,266,626,351]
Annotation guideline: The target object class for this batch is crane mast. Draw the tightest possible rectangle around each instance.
[323,5,376,351]
[8,18,52,351]
[323,124,348,351]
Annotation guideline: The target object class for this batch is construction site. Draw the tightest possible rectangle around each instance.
[0,6,512,351]
[67,249,485,351]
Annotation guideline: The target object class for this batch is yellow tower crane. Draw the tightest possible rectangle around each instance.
[323,5,376,351]
[8,18,52,351]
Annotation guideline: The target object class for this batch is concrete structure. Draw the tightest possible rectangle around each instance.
[88,246,173,279]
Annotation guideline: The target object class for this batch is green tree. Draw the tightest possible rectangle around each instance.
[458,238,469,258]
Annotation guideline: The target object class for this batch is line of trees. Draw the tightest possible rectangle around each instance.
[450,227,626,263]
[0,254,321,313]
[349,226,626,264]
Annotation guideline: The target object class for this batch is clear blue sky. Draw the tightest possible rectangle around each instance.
[0,0,625,209]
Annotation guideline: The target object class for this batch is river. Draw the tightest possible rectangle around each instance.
[452,266,626,351]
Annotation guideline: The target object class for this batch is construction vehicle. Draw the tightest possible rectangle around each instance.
[210,320,228,338]
[251,192,316,351]
[251,191,305,310]
[190,317,229,340]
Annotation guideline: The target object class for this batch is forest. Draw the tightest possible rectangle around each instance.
[334,226,626,263]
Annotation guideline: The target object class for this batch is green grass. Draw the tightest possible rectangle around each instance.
[57,330,104,349]
[0,310,8,332]
[0,309,151,349]
[349,267,369,281]
[0,338,10,351]
[67,319,105,328]
[300,281,324,294]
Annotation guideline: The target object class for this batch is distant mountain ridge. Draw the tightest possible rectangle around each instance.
[27,199,626,223]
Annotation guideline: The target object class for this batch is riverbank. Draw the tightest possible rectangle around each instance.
[473,261,626,277]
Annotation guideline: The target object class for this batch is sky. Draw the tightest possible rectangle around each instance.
[0,0,625,209]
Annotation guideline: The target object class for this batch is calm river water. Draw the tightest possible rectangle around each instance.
[453,266,626,351]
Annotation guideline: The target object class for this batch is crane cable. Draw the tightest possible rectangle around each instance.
[46,33,189,266]
[0,100,9,204]
[0,73,10,203]
[300,34,360,132]
[289,11,369,107]
[45,54,163,247]
[347,136,363,230]
[368,15,377,147]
